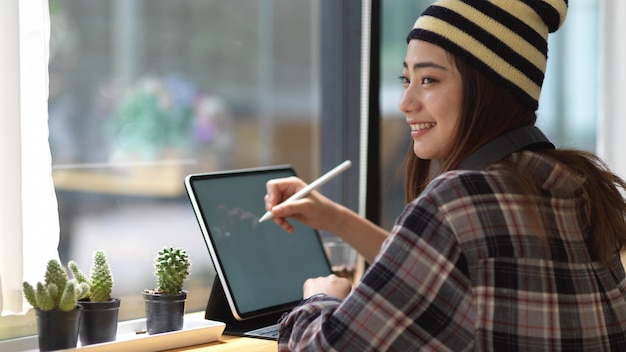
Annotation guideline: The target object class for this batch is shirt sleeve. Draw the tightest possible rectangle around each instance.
[277,177,476,351]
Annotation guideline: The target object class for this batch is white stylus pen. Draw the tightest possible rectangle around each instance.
[258,160,352,223]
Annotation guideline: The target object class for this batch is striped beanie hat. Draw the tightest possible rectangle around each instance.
[408,0,568,111]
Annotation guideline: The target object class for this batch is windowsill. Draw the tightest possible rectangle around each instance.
[0,312,224,352]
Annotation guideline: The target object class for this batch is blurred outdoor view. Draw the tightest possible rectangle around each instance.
[47,0,323,323]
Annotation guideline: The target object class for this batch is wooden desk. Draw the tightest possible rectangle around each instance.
[165,335,276,351]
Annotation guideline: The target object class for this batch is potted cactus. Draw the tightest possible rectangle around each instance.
[142,246,191,334]
[69,250,120,346]
[22,259,90,351]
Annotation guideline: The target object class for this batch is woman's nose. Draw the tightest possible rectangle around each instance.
[398,87,419,116]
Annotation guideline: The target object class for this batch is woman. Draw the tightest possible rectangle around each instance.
[266,0,626,350]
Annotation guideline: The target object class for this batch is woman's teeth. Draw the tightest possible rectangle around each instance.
[410,122,436,131]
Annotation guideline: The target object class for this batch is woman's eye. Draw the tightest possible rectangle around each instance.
[397,75,410,85]
[421,77,437,85]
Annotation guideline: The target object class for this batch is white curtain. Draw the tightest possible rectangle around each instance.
[598,0,626,180]
[0,0,59,316]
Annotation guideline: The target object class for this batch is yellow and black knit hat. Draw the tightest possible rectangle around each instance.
[408,0,568,111]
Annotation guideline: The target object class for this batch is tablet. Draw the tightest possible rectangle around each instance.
[185,165,332,322]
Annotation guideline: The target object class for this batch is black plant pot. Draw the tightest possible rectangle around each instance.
[143,290,187,335]
[35,307,82,352]
[77,297,121,346]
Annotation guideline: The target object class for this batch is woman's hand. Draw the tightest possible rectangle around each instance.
[264,175,389,264]
[303,274,352,300]
[264,176,342,234]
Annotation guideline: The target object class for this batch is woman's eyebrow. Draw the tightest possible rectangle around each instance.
[402,61,448,71]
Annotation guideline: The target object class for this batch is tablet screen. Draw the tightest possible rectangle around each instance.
[185,166,332,320]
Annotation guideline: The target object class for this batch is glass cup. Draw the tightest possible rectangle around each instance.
[323,239,357,281]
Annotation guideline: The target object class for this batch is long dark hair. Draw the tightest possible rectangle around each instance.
[403,54,626,266]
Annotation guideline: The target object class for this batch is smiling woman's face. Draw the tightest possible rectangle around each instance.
[398,40,463,161]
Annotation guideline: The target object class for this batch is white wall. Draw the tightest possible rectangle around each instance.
[598,0,626,179]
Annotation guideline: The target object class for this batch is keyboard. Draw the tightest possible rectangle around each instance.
[244,324,280,340]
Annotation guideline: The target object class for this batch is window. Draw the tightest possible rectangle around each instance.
[48,0,325,322]
[3,0,371,342]
[3,0,331,340]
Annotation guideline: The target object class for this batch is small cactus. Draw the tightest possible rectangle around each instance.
[69,250,113,302]
[59,281,79,311]
[22,259,89,312]
[153,246,190,295]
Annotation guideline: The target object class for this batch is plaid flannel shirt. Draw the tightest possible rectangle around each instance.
[278,151,626,351]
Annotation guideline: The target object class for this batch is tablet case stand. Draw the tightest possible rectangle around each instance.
[205,278,284,338]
